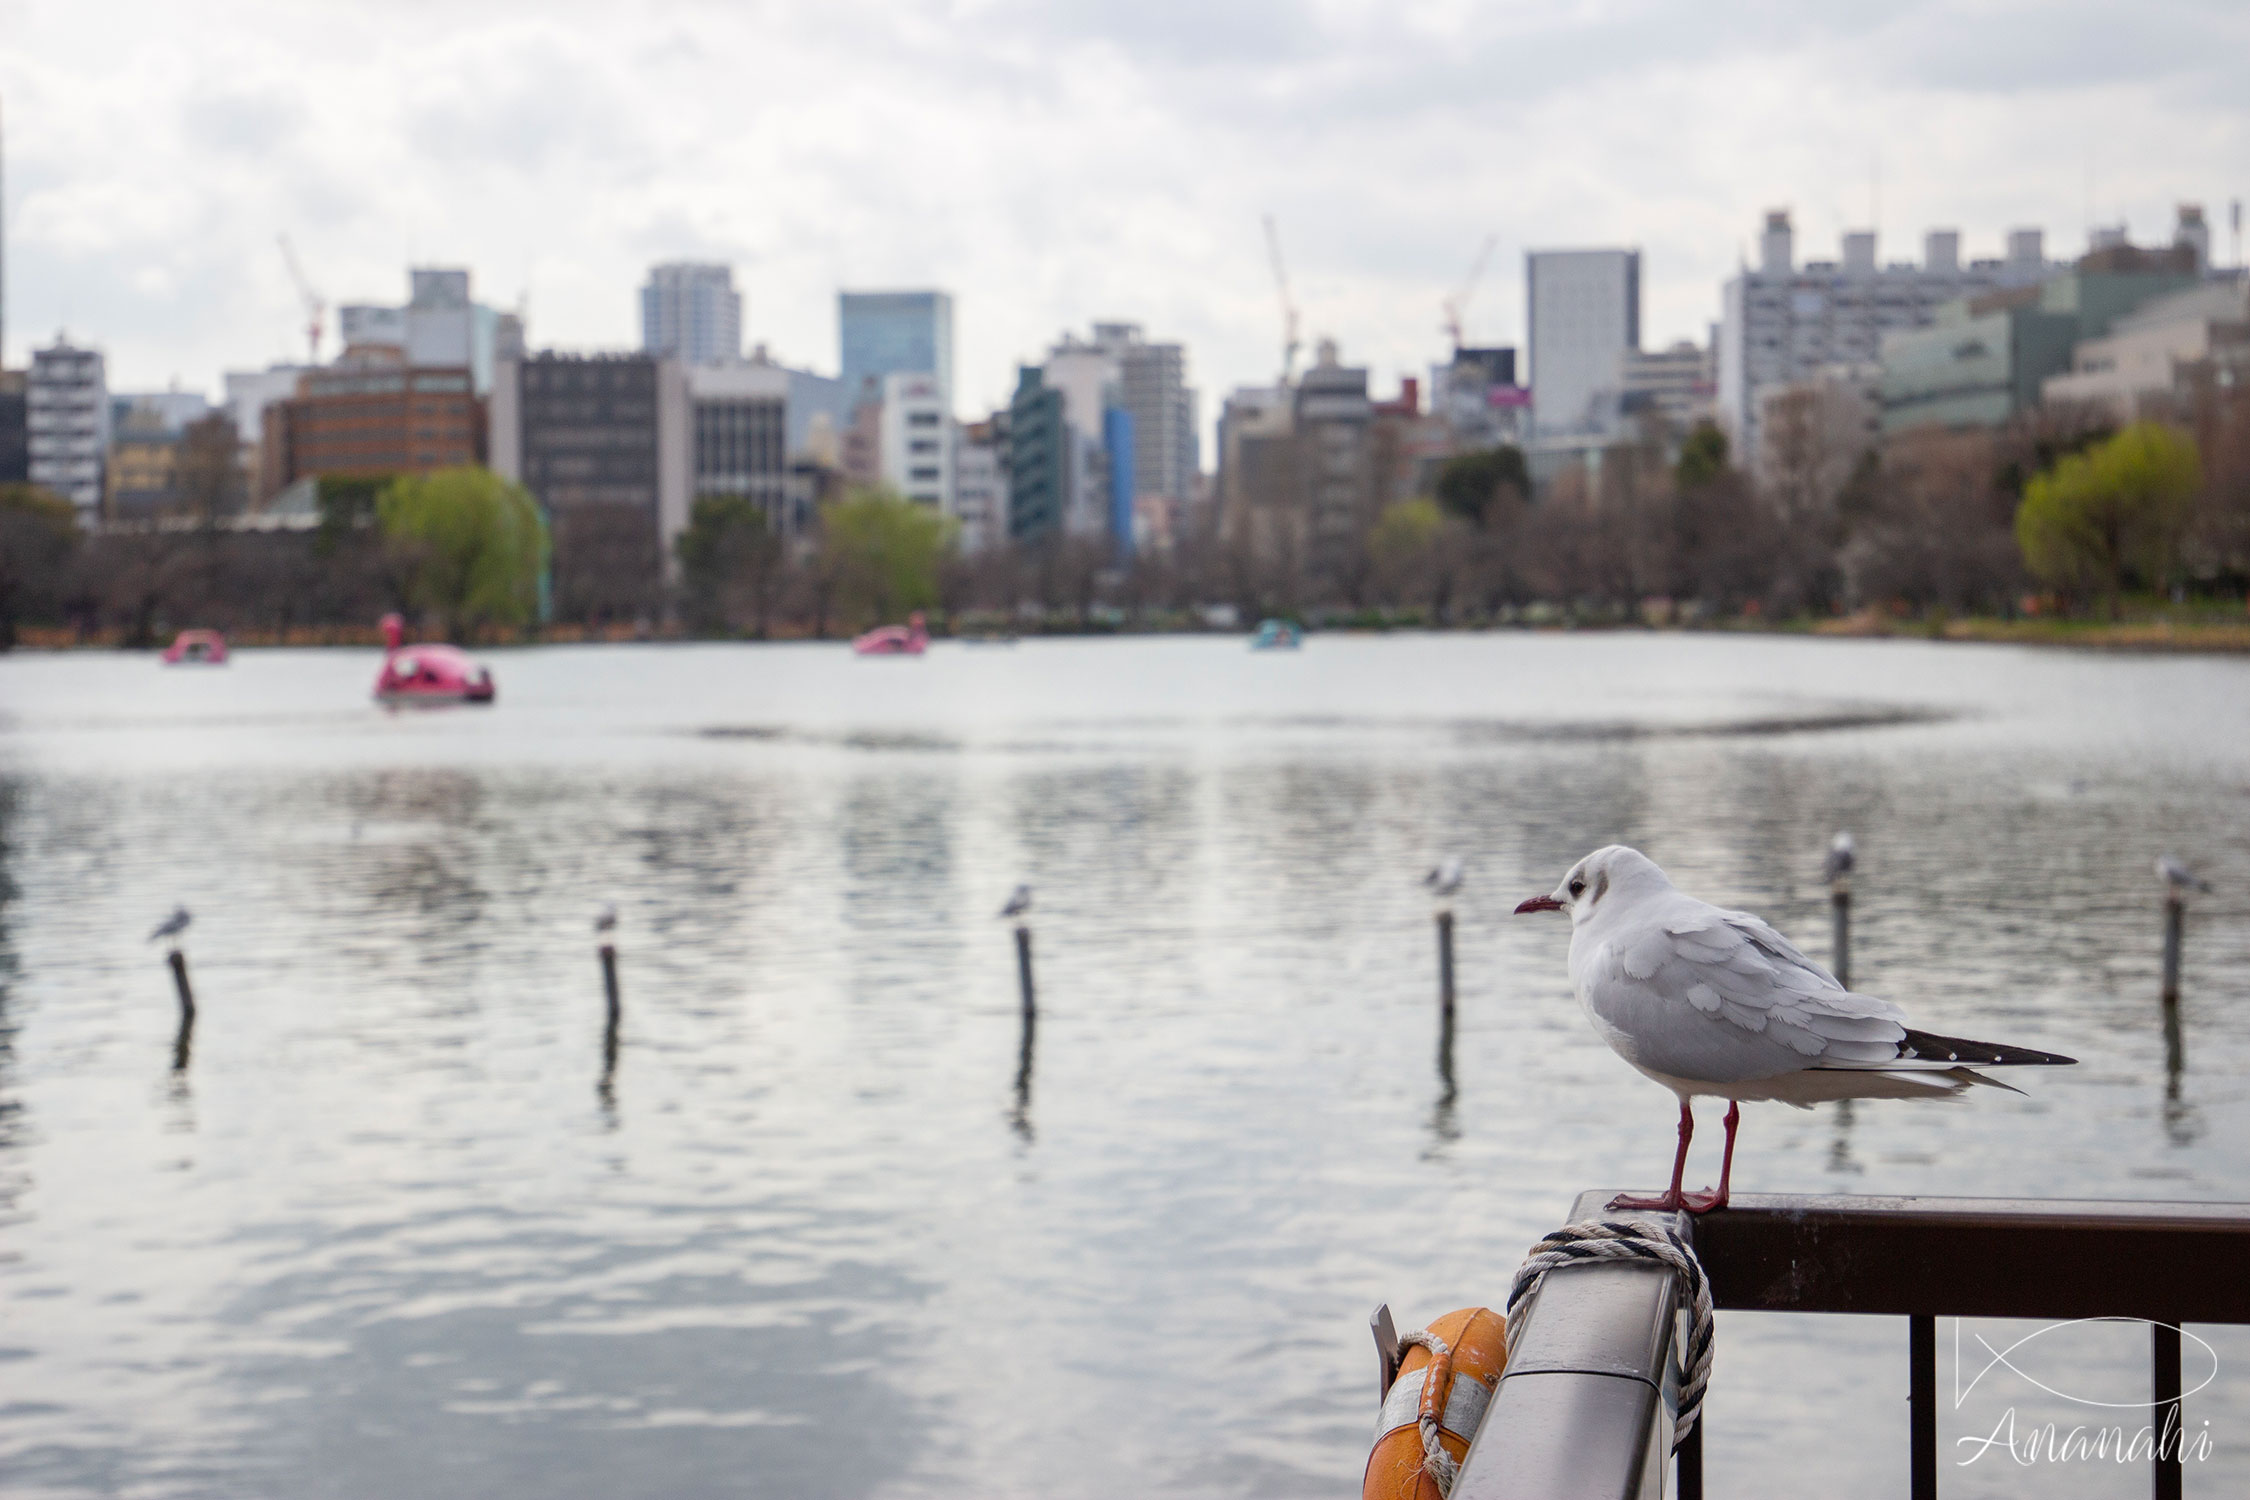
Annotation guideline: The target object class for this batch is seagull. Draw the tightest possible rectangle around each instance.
[1822,830,1855,885]
[149,905,192,944]
[1516,845,2074,1214]
[1424,857,1464,899]
[2156,855,2211,895]
[999,883,1032,921]
[595,901,618,935]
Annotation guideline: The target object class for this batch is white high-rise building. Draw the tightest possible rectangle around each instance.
[1717,211,2058,463]
[28,337,108,523]
[335,268,505,391]
[642,263,744,368]
[952,421,1007,554]
[1526,249,1642,438]
[879,371,951,509]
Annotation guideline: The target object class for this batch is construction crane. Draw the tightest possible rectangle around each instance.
[276,233,326,365]
[1261,214,1302,388]
[1442,234,1499,352]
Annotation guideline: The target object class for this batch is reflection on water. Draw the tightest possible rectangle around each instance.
[1,636,2249,1499]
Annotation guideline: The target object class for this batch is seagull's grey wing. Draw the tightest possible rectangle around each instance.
[1581,905,1907,1083]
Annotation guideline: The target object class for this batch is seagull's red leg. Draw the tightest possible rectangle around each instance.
[1682,1101,1740,1214]
[1609,1097,1694,1212]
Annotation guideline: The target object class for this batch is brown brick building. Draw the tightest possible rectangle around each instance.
[259,351,484,500]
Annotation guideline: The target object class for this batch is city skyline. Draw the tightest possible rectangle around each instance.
[1,1,2246,419]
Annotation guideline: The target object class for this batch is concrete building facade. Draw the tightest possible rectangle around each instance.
[2040,277,2250,421]
[1719,211,2059,460]
[336,268,506,394]
[1527,248,1640,437]
[642,263,743,367]
[685,361,794,529]
[878,371,951,510]
[952,415,1008,555]
[27,338,107,523]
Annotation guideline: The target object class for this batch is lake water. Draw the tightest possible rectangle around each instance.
[3,633,2248,1499]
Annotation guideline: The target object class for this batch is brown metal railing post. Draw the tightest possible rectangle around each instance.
[1675,1419,1702,1500]
[2153,1322,2182,1500]
[1910,1314,1936,1500]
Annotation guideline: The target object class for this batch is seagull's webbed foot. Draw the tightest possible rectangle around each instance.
[1606,1185,1728,1215]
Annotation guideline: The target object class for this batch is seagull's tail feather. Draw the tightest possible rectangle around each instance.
[1896,1028,2075,1067]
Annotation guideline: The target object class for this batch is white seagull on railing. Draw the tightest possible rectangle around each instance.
[1423,857,1464,900]
[2156,855,2211,895]
[1517,846,2073,1214]
[1822,830,1855,884]
[999,883,1032,921]
[149,905,192,944]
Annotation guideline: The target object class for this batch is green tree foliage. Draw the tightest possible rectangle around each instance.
[1433,444,1529,525]
[676,493,785,636]
[376,466,547,639]
[1674,420,1730,490]
[2015,422,2201,612]
[820,486,955,629]
[0,484,80,649]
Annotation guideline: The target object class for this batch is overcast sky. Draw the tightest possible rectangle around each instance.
[3,0,2246,421]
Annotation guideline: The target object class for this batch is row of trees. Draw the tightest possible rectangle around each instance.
[5,378,2248,649]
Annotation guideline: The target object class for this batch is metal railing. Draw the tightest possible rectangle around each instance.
[1455,1191,2250,1500]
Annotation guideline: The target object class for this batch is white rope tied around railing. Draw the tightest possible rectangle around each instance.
[1394,1327,1463,1497]
[1506,1219,1716,1451]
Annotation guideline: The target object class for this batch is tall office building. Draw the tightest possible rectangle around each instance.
[642,263,743,367]
[1526,248,1641,437]
[839,291,954,414]
[1091,322,1197,509]
[27,338,108,522]
[1717,210,2058,461]
[489,353,692,615]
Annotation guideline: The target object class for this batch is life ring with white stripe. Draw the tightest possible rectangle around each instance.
[1363,1306,1508,1500]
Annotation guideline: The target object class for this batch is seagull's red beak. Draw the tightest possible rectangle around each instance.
[1515,894,1564,914]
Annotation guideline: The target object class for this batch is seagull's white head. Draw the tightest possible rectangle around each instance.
[1514,845,1674,926]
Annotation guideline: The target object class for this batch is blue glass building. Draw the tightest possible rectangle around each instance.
[1102,406,1135,556]
[839,291,955,413]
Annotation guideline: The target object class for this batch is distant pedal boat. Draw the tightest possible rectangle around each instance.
[853,611,930,656]
[162,629,229,665]
[374,613,495,705]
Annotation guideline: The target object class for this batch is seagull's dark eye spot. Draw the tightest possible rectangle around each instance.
[1569,879,1586,898]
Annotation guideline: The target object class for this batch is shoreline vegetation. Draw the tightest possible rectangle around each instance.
[16,603,2250,654]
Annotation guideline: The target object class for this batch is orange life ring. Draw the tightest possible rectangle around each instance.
[1363,1306,1508,1500]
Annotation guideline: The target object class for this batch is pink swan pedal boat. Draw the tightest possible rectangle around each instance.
[374,613,495,705]
[852,611,929,656]
[162,629,229,665]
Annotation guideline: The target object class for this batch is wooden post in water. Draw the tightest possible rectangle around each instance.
[599,941,622,1052]
[1435,908,1457,1075]
[1014,924,1036,1022]
[1824,831,1855,990]
[1829,879,1852,991]
[2161,892,2184,1005]
[168,949,196,1070]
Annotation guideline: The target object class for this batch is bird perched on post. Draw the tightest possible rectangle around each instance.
[2157,855,2211,895]
[1822,831,1855,885]
[1423,857,1464,900]
[595,901,619,935]
[149,905,192,945]
[1516,845,2073,1214]
[999,884,1032,921]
